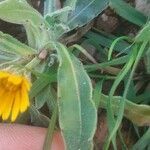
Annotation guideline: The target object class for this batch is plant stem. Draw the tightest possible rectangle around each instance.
[43,104,58,150]
[25,57,41,70]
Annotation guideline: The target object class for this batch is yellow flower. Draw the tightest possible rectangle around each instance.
[0,71,31,122]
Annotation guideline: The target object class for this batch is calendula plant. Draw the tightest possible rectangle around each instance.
[0,0,97,149]
[0,0,150,150]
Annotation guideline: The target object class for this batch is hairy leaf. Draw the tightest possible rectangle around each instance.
[66,0,108,30]
[56,43,97,150]
[30,73,56,99]
[0,0,45,26]
[0,31,36,56]
[0,0,51,49]
[99,94,150,126]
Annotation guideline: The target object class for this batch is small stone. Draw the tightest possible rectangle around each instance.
[95,13,119,33]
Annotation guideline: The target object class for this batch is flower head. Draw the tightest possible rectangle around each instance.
[0,71,31,122]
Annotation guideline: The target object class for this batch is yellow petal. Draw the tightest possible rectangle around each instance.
[0,86,4,96]
[8,75,22,85]
[20,84,29,113]
[0,91,11,116]
[0,71,31,121]
[0,71,9,79]
[2,92,14,120]
[23,78,31,91]
[11,91,20,122]
[0,89,5,115]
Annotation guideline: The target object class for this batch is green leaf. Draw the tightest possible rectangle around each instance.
[134,91,150,104]
[85,55,128,72]
[45,7,71,39]
[35,85,50,109]
[56,43,97,150]
[66,0,109,30]
[35,85,57,111]
[132,128,150,150]
[30,73,56,99]
[43,103,58,150]
[85,31,130,53]
[30,105,50,127]
[99,94,150,126]
[61,0,78,22]
[93,80,104,109]
[44,0,59,15]
[105,47,137,149]
[64,0,77,10]
[124,98,150,127]
[0,51,17,63]
[135,22,150,74]
[109,0,147,26]
[125,80,136,100]
[0,31,37,56]
[145,47,150,74]
[108,36,130,61]
[135,22,150,42]
[0,0,45,26]
[0,0,51,49]
[46,86,57,112]
[25,22,52,49]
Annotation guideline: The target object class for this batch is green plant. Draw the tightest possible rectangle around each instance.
[0,0,150,150]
